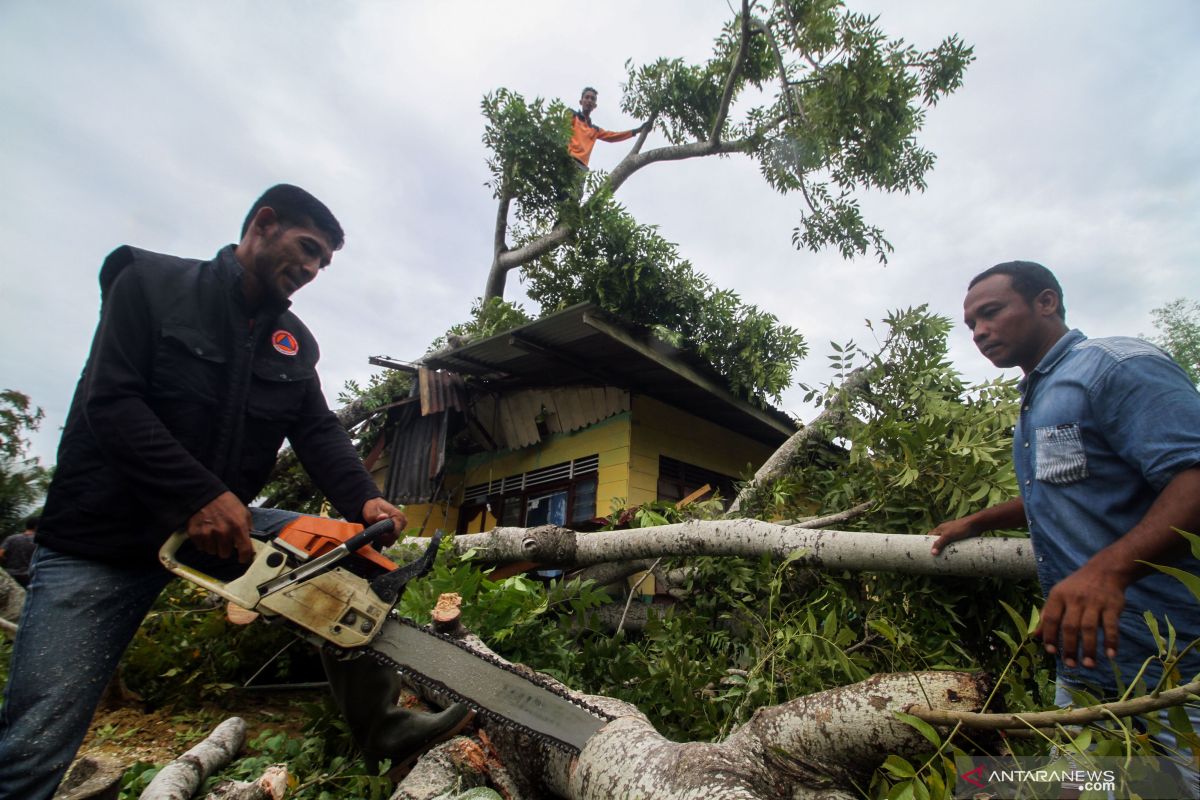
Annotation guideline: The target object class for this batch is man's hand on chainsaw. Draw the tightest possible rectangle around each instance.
[187,491,254,562]
[362,497,406,547]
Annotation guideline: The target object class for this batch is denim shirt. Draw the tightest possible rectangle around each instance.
[1015,329,1200,692]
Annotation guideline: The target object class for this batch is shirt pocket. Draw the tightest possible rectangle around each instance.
[153,323,227,404]
[247,360,313,423]
[1035,423,1089,485]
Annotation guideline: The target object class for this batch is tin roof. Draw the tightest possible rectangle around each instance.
[420,303,796,445]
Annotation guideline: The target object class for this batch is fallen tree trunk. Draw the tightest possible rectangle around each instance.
[392,623,990,799]
[451,521,1036,581]
[140,717,246,800]
[386,611,988,798]
[728,368,872,515]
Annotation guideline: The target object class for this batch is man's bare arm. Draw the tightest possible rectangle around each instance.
[929,497,1026,556]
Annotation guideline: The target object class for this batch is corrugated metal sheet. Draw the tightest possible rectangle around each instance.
[419,368,466,416]
[420,303,795,445]
[469,387,630,451]
[384,401,449,504]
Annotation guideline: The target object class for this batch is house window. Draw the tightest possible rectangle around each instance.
[657,456,737,508]
[458,455,599,533]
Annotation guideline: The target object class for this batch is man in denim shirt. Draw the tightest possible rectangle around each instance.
[930,261,1200,769]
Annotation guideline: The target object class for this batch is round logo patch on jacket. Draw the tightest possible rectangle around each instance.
[272,330,299,356]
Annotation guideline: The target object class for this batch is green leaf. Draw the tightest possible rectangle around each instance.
[1146,562,1200,604]
[883,754,917,778]
[894,711,942,747]
[1143,610,1165,654]
[999,599,1028,639]
[1178,528,1200,561]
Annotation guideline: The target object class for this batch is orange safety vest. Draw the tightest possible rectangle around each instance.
[568,111,635,167]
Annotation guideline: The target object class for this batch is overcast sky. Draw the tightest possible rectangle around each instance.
[2,1,1197,466]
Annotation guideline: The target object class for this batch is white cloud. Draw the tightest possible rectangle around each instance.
[1,0,1197,466]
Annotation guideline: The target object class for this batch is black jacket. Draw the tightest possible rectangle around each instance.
[39,245,381,563]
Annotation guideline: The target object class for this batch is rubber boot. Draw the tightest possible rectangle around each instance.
[320,650,475,771]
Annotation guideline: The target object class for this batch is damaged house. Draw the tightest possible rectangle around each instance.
[368,303,797,536]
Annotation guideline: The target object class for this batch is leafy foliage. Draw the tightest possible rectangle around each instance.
[0,389,50,536]
[775,306,1020,527]
[120,580,318,708]
[429,296,534,353]
[478,1,972,403]
[481,89,579,231]
[1146,297,1200,384]
[523,189,807,403]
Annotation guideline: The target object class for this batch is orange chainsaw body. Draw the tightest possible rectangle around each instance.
[277,517,397,574]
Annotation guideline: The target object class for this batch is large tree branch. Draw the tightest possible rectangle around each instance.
[728,366,871,514]
[450,520,1037,581]
[708,0,752,145]
[493,189,512,257]
[607,137,753,194]
[909,679,1200,731]
[484,188,515,299]
[393,617,989,799]
[492,137,754,278]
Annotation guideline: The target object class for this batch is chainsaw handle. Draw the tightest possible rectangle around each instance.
[342,518,395,555]
[158,531,265,607]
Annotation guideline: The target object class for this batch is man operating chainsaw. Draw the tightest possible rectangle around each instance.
[0,185,471,800]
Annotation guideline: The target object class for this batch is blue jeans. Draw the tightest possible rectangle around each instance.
[0,508,300,800]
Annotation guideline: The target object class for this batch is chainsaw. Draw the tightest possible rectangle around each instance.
[158,517,612,754]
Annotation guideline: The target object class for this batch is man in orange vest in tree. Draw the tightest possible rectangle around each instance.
[569,86,648,169]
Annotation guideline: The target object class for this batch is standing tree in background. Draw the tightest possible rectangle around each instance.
[468,0,972,407]
[482,0,972,303]
[1147,297,1200,384]
[0,390,49,535]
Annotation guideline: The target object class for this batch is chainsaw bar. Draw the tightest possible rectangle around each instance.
[353,615,615,755]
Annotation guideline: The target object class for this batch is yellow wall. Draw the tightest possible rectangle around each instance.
[402,414,633,535]
[391,398,778,531]
[627,396,776,506]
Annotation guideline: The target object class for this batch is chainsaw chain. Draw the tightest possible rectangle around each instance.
[338,614,616,756]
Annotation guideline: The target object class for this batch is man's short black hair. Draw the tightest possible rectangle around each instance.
[241,184,345,251]
[581,86,598,97]
[23,514,39,531]
[969,260,1066,320]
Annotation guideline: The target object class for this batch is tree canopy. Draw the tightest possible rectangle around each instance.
[0,389,49,536]
[1147,297,1200,384]
[475,0,972,404]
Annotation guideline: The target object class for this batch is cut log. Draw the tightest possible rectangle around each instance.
[390,737,489,800]
[51,754,124,800]
[140,717,246,800]
[204,765,289,800]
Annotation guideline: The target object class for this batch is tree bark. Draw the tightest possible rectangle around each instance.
[728,367,871,514]
[204,765,289,800]
[393,626,989,800]
[140,717,246,800]
[451,521,1037,581]
[484,136,755,301]
[909,678,1200,730]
